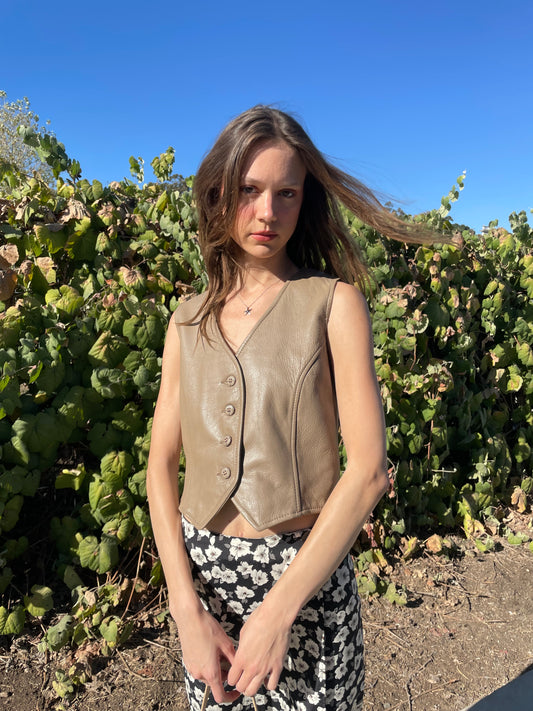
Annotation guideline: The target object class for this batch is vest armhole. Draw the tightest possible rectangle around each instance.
[325,278,340,323]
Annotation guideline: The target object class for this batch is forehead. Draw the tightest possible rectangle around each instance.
[241,140,306,183]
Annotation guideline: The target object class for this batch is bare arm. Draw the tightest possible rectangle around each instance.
[227,282,389,696]
[146,317,240,704]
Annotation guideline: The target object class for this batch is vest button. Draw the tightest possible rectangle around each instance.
[219,467,231,479]
[224,404,235,416]
[225,375,236,386]
[222,435,232,446]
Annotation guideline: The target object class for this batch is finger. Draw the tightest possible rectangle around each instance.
[266,667,282,691]
[243,674,267,698]
[226,661,242,687]
[209,676,241,704]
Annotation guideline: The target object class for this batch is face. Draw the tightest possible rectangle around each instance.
[231,140,306,266]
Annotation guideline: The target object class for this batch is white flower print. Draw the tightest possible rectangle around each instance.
[210,565,223,580]
[332,585,346,603]
[334,626,351,645]
[265,534,281,547]
[342,642,355,665]
[336,562,351,586]
[335,609,346,625]
[298,605,319,622]
[307,690,320,705]
[190,548,207,566]
[294,654,309,673]
[235,585,254,599]
[286,675,297,691]
[335,660,348,680]
[345,669,356,688]
[325,687,336,704]
[304,639,320,658]
[229,538,253,559]
[345,595,356,616]
[271,562,287,580]
[236,560,253,577]
[280,546,297,565]
[291,623,306,641]
[324,609,339,626]
[199,568,212,582]
[205,544,222,562]
[297,677,313,695]
[182,518,193,536]
[334,685,345,701]
[219,568,237,584]
[227,599,244,616]
[252,544,270,563]
[250,569,268,586]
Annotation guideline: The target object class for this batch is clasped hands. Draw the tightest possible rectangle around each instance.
[178,603,291,704]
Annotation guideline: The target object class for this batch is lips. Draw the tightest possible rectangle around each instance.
[251,231,278,241]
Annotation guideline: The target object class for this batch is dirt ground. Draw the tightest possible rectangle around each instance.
[1,532,532,711]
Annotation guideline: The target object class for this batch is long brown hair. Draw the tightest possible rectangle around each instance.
[191,105,439,335]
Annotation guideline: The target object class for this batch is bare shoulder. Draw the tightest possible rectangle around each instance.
[328,282,372,343]
[159,314,181,384]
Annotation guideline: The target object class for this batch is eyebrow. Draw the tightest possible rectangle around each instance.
[240,175,304,187]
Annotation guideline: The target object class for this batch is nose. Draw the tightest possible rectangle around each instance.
[259,191,276,222]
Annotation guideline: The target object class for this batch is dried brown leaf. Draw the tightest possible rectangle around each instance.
[0,268,17,301]
[58,199,91,223]
[0,244,19,265]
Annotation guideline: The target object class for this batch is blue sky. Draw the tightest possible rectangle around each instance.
[3,0,532,233]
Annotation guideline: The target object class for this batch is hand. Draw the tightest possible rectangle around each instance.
[173,603,241,704]
[227,602,291,697]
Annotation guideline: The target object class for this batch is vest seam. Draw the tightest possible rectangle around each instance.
[291,343,324,512]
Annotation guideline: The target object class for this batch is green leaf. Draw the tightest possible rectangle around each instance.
[77,535,119,573]
[88,331,129,368]
[24,585,54,617]
[90,367,129,399]
[41,614,74,651]
[505,372,523,393]
[0,495,23,532]
[100,451,133,488]
[0,605,25,634]
[133,505,152,537]
[62,565,84,590]
[507,532,528,545]
[55,466,86,491]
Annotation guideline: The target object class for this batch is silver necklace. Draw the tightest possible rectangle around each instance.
[235,279,280,315]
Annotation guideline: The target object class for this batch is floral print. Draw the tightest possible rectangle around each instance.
[181,517,364,711]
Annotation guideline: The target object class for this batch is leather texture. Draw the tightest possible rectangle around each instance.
[175,268,340,530]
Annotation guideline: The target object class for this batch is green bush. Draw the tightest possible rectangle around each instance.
[0,136,531,642]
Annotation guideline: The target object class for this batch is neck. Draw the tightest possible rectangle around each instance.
[236,254,297,289]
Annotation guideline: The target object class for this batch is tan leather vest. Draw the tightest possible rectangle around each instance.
[174,269,340,530]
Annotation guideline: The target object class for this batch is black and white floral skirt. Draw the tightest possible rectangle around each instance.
[181,516,364,711]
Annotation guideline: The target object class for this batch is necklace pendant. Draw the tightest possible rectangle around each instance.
[244,306,252,315]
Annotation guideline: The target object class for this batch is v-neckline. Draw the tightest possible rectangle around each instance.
[215,268,304,357]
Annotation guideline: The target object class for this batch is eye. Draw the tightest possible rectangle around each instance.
[239,185,256,195]
[279,189,296,198]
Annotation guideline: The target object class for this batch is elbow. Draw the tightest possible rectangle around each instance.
[376,466,390,499]
[365,462,390,504]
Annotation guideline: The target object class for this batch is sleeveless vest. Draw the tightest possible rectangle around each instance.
[174,269,340,530]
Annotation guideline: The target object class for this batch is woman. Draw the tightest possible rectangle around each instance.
[147,106,434,711]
